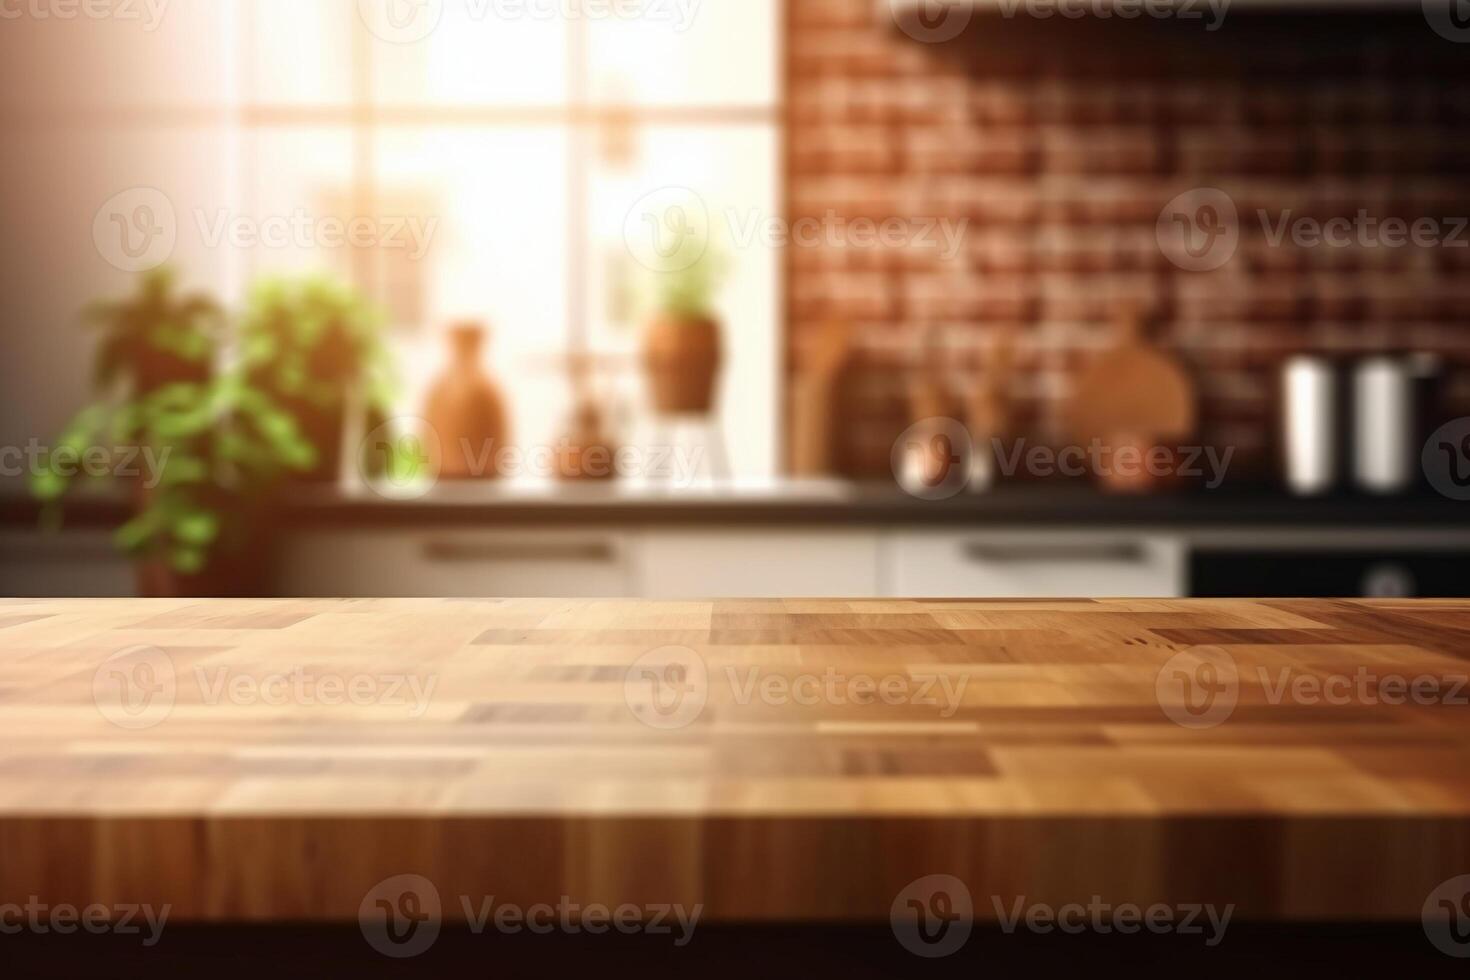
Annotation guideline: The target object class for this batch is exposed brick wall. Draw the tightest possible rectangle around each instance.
[785,2,1470,480]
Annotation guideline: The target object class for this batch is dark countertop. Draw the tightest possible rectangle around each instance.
[5,480,1465,530]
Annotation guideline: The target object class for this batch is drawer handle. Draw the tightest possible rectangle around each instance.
[422,540,619,564]
[961,542,1150,564]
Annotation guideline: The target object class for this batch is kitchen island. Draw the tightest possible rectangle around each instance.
[1,596,1468,927]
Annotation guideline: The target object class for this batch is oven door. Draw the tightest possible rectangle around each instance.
[1191,549,1470,598]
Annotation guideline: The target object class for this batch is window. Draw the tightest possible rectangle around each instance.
[232,0,784,477]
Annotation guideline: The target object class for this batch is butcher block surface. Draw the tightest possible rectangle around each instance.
[1,596,1469,922]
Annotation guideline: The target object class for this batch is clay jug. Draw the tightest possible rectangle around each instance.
[424,323,509,479]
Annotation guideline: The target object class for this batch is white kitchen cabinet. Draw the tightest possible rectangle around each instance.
[278,529,636,598]
[882,530,1186,599]
[278,527,1180,600]
[636,530,881,598]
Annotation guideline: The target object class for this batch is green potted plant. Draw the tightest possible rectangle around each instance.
[84,267,222,394]
[33,271,318,597]
[239,276,395,481]
[41,379,316,596]
[642,248,727,416]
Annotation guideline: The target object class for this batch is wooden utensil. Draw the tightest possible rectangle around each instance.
[967,322,1017,445]
[906,323,961,423]
[1066,308,1196,491]
[789,319,853,475]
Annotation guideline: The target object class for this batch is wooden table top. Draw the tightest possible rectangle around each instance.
[2,596,1469,922]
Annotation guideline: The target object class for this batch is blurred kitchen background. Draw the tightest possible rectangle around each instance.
[1,0,1467,601]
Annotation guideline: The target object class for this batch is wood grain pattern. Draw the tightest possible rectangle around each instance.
[0,597,1468,923]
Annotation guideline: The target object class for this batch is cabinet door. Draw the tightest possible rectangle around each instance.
[0,531,134,597]
[885,532,1186,599]
[638,531,880,598]
[278,529,634,598]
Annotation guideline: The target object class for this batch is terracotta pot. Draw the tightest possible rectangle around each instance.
[643,314,721,416]
[135,549,270,598]
[130,485,274,598]
[424,323,509,480]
